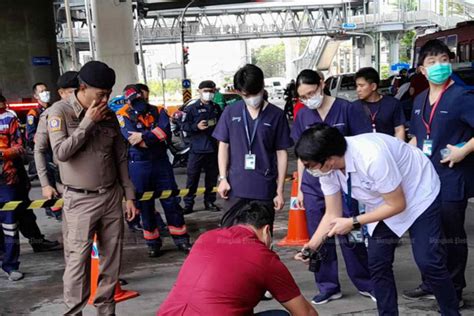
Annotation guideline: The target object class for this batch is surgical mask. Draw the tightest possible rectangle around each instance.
[38,91,50,103]
[306,168,332,177]
[426,63,452,85]
[303,92,323,110]
[243,92,264,108]
[202,92,214,102]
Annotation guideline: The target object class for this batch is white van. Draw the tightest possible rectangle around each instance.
[324,73,357,101]
[264,77,287,99]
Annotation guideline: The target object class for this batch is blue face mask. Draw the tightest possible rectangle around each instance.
[426,63,452,84]
[132,99,149,113]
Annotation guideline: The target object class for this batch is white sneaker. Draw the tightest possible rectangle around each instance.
[6,270,24,281]
[359,291,377,302]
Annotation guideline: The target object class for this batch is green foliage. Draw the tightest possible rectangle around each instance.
[251,42,286,77]
[148,79,182,97]
[400,30,416,64]
[380,64,390,79]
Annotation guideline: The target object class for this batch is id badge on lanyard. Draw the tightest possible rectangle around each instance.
[421,80,450,157]
[242,107,261,171]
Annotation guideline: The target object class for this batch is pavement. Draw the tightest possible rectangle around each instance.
[1,102,473,315]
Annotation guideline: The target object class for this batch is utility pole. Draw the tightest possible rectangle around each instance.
[180,0,196,103]
[64,0,78,70]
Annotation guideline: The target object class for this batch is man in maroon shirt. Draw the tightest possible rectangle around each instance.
[157,202,318,316]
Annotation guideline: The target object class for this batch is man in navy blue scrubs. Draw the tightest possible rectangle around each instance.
[212,64,293,226]
[403,39,474,308]
[353,67,406,140]
[291,69,374,305]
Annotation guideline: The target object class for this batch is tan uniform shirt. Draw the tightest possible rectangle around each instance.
[34,106,56,188]
[47,94,135,200]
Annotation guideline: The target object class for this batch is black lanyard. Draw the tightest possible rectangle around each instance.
[242,106,262,154]
[344,173,352,210]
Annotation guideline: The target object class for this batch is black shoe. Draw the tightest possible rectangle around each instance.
[183,207,194,215]
[119,278,128,286]
[148,246,162,258]
[204,202,221,212]
[402,287,435,300]
[177,242,192,254]
[30,239,62,253]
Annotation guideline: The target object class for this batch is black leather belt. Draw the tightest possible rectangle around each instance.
[66,187,100,194]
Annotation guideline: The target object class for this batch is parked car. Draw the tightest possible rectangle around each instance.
[324,73,358,101]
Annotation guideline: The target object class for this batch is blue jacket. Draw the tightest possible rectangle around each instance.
[182,100,222,154]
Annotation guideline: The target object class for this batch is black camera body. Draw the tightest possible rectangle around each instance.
[301,248,322,273]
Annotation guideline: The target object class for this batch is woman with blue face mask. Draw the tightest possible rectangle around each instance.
[290,70,375,305]
[404,39,474,308]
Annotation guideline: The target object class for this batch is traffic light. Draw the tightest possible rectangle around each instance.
[183,46,190,65]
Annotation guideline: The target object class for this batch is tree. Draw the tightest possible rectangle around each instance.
[251,42,286,77]
[399,30,416,64]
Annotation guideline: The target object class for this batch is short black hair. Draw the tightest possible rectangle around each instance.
[57,71,79,89]
[355,67,380,87]
[32,82,47,93]
[234,64,264,95]
[235,202,275,229]
[296,69,321,94]
[418,39,451,66]
[295,123,347,164]
[136,83,149,92]
[0,95,6,103]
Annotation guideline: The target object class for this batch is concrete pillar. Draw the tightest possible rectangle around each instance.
[91,0,138,95]
[0,0,60,101]
[284,37,299,80]
[385,33,400,70]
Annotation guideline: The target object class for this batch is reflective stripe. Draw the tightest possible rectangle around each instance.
[168,225,188,236]
[2,230,17,237]
[143,228,160,240]
[2,223,18,230]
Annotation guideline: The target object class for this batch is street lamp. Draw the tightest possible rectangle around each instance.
[180,0,196,80]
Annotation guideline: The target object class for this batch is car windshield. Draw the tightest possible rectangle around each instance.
[340,75,356,90]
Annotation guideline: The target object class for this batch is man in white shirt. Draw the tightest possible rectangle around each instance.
[294,124,459,315]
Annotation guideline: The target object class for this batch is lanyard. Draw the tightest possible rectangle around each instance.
[242,106,262,154]
[421,80,450,139]
[344,173,352,210]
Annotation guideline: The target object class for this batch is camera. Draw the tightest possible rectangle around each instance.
[301,247,322,273]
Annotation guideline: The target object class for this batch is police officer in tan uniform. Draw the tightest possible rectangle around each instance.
[47,61,139,315]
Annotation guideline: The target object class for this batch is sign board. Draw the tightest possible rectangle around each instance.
[182,79,191,89]
[341,23,357,30]
[390,62,410,72]
[164,63,181,80]
[32,57,52,66]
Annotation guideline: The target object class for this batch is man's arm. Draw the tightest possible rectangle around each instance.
[217,141,231,199]
[274,149,288,210]
[25,112,38,149]
[34,115,52,188]
[409,136,417,146]
[281,295,318,316]
[394,125,405,141]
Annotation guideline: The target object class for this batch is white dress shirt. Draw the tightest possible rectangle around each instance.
[320,133,440,237]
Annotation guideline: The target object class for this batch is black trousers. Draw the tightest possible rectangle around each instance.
[183,152,218,209]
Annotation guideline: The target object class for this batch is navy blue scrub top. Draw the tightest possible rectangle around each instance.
[212,100,293,200]
[352,95,406,136]
[410,83,474,201]
[291,98,372,197]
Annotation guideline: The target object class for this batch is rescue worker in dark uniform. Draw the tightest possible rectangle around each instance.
[182,80,222,214]
[0,94,24,281]
[116,86,192,257]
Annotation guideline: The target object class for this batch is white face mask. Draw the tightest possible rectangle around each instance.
[303,92,323,110]
[38,91,51,103]
[201,92,214,102]
[243,91,264,108]
[306,168,332,178]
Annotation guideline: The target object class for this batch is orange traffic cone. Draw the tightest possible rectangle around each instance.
[277,172,310,247]
[88,236,139,305]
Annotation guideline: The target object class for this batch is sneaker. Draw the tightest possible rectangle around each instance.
[402,287,435,300]
[6,270,24,281]
[183,207,194,215]
[359,291,377,302]
[148,246,162,258]
[177,242,192,254]
[311,292,342,305]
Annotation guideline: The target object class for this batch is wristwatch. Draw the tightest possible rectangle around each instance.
[352,216,361,229]
[218,175,227,182]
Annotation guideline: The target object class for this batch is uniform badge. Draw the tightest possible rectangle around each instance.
[48,116,62,132]
[117,115,125,128]
[27,115,34,126]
